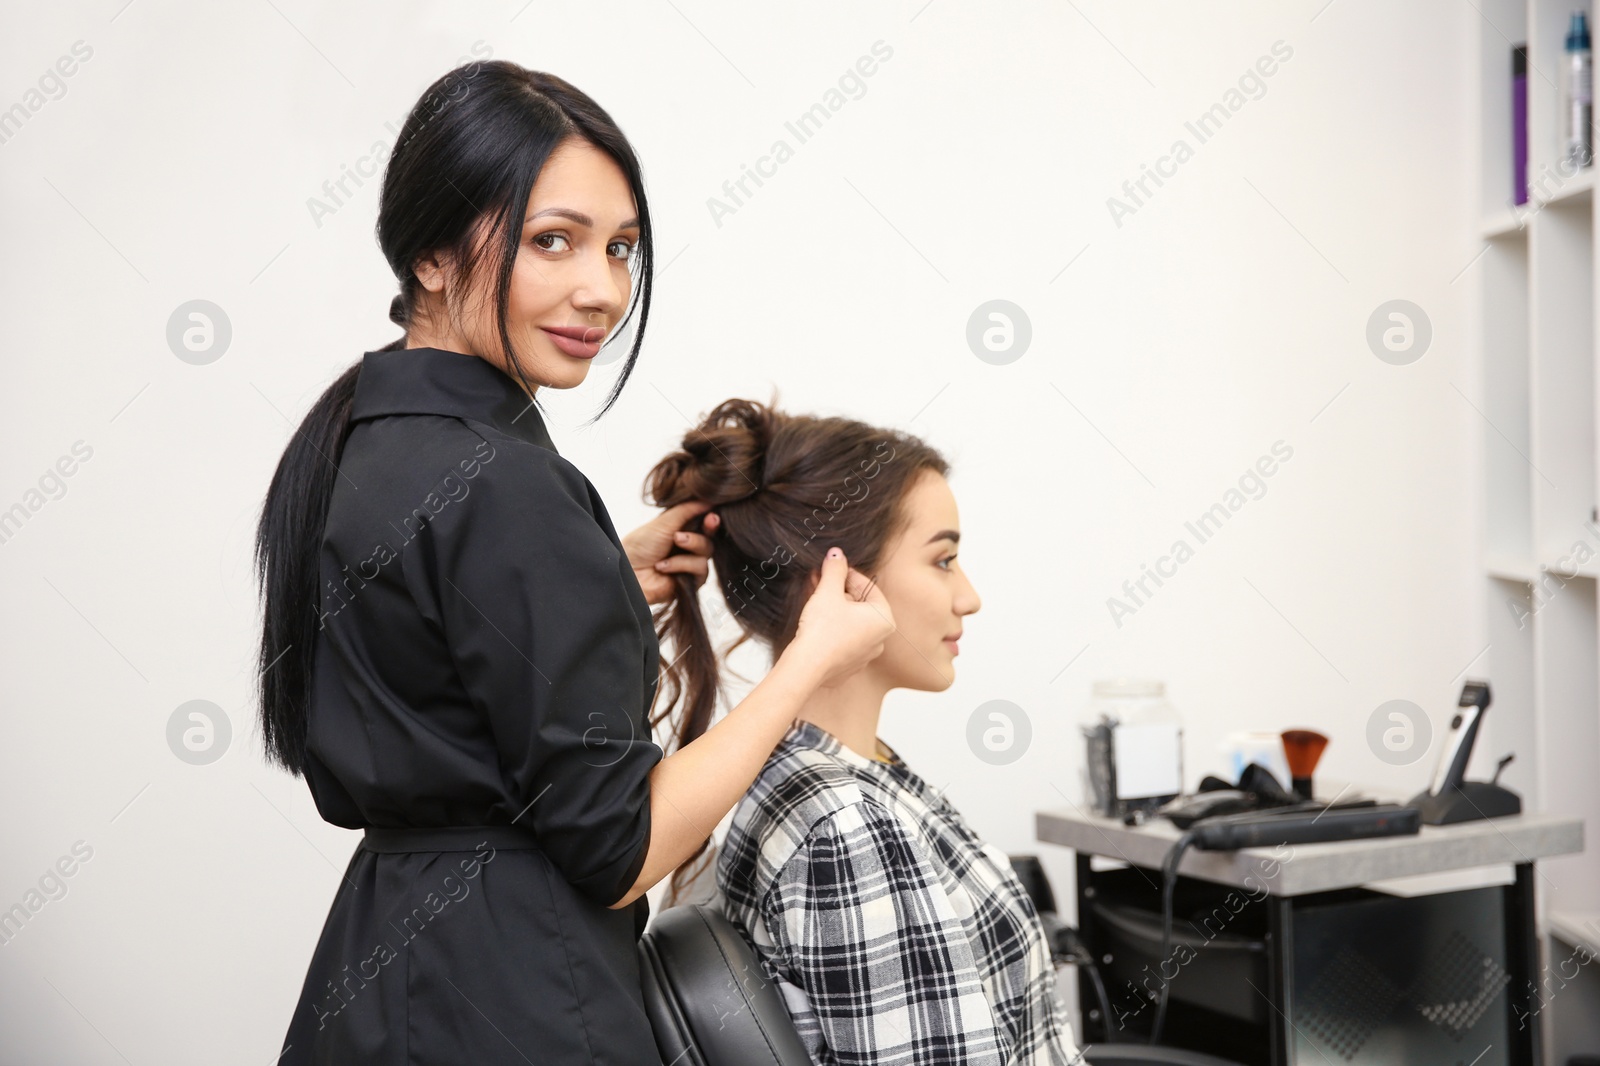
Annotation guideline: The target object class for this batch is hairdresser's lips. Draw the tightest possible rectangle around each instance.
[541,325,604,359]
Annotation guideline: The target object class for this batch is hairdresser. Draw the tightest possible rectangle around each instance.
[256,60,895,1064]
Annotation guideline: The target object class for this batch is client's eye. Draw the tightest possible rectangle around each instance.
[937,555,957,571]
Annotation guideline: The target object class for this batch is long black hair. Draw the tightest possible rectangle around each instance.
[253,60,655,775]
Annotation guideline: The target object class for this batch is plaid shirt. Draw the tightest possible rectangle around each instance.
[715,718,1082,1065]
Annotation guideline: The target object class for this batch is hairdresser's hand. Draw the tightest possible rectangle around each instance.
[788,547,896,688]
[623,500,721,606]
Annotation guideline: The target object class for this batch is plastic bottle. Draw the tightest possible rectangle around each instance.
[1564,10,1592,170]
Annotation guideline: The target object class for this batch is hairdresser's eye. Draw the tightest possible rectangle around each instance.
[608,239,636,262]
[532,232,571,253]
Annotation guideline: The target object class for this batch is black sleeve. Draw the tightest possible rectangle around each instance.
[408,433,662,906]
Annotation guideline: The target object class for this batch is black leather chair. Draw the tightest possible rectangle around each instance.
[637,892,1245,1066]
[638,902,810,1066]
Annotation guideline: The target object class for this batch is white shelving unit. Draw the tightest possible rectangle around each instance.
[1474,1,1600,1059]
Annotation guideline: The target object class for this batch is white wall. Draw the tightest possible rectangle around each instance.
[0,2,1484,1061]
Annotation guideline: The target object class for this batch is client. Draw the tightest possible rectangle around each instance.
[644,396,1082,1065]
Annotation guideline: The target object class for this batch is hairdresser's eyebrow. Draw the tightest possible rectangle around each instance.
[525,207,641,230]
[924,530,960,547]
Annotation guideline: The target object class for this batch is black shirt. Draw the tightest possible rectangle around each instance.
[279,347,665,1064]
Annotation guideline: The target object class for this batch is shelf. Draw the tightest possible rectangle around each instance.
[1475,1,1600,1044]
[1550,909,1600,954]
[1481,173,1596,239]
[1540,558,1600,579]
[1543,167,1596,204]
[1486,554,1537,582]
[1481,212,1531,240]
[1489,554,1600,581]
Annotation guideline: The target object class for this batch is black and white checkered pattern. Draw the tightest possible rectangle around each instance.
[716,719,1082,1065]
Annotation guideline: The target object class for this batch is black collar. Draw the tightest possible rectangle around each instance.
[348,347,557,453]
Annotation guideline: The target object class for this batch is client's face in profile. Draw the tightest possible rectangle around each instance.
[865,469,982,693]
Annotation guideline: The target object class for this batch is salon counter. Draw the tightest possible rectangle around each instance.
[1035,804,1582,895]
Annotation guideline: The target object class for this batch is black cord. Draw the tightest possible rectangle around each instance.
[1149,830,1196,1046]
[1081,950,1113,1039]
[1050,922,1116,1042]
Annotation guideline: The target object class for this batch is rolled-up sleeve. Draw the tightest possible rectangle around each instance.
[408,433,661,906]
[760,802,1011,1065]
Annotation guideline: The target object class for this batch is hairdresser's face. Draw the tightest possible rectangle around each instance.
[411,137,639,392]
[865,470,981,692]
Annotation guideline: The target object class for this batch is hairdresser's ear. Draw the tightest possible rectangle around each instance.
[414,236,466,294]
[413,253,447,293]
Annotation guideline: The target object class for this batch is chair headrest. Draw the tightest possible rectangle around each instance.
[637,903,812,1066]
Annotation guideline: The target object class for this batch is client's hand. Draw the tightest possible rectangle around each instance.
[623,499,720,605]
